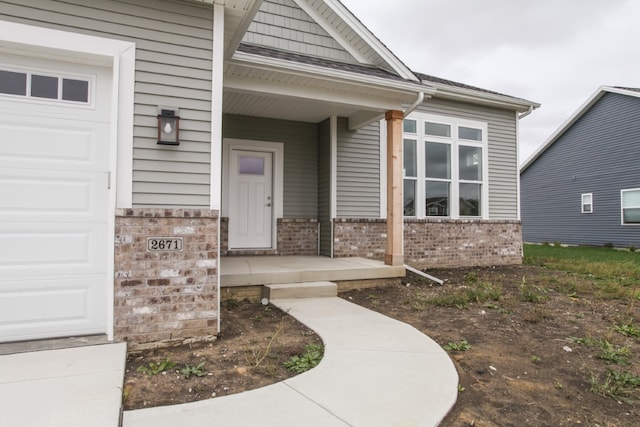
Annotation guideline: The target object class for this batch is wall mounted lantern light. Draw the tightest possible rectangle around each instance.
[157,108,180,145]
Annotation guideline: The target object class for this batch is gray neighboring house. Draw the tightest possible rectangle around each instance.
[521,86,640,247]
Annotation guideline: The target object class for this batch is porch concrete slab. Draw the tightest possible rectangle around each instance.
[0,343,126,427]
[221,256,404,287]
[263,281,337,299]
[124,297,458,427]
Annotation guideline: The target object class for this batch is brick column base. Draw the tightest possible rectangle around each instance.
[114,208,219,349]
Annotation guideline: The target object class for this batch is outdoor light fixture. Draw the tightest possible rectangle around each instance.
[157,108,180,145]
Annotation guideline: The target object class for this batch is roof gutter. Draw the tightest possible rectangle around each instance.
[403,91,425,117]
[518,105,534,119]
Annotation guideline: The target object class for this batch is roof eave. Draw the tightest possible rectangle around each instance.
[428,82,540,112]
[230,50,433,95]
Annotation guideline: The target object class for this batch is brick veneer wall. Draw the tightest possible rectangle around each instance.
[277,218,318,255]
[114,208,219,348]
[220,218,318,256]
[333,218,522,268]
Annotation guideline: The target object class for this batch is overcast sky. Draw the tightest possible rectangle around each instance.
[341,0,640,164]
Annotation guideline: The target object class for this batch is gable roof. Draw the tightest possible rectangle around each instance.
[521,86,640,172]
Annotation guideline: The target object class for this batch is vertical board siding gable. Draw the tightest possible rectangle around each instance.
[243,0,358,64]
[1,0,214,208]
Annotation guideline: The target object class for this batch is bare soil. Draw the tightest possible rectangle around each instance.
[124,265,640,426]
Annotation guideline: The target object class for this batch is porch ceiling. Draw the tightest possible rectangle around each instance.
[223,61,424,128]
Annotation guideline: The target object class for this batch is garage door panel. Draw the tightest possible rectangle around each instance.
[0,276,106,341]
[0,169,108,221]
[0,224,108,277]
[0,115,109,171]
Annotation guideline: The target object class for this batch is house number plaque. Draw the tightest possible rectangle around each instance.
[147,237,183,252]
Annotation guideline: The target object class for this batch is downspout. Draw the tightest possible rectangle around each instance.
[518,105,534,120]
[403,91,425,117]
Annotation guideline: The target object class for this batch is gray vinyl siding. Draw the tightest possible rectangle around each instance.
[413,99,519,219]
[318,119,332,256]
[223,114,318,218]
[243,0,357,64]
[336,118,380,218]
[1,0,214,208]
[521,92,640,247]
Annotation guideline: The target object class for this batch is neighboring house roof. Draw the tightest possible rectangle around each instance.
[521,86,640,172]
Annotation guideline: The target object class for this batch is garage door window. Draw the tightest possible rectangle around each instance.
[0,68,90,104]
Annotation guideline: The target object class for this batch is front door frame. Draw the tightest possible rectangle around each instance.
[222,138,284,250]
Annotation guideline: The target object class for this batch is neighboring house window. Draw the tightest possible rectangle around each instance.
[581,193,593,213]
[402,113,488,219]
[621,189,640,225]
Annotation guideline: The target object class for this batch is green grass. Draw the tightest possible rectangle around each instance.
[524,244,640,300]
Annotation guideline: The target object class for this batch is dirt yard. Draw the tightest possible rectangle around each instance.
[124,264,640,426]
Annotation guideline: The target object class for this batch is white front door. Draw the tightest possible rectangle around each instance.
[228,150,274,249]
[0,55,112,342]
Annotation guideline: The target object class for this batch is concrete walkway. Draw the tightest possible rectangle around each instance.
[124,297,458,427]
[0,343,126,427]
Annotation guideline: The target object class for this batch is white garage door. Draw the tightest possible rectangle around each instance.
[0,55,112,342]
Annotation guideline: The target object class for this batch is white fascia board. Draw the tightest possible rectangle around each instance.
[520,86,615,172]
[224,0,263,58]
[322,0,418,81]
[230,51,431,95]
[427,82,540,112]
[225,74,403,111]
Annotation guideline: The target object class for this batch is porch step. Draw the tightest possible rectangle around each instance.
[263,281,337,300]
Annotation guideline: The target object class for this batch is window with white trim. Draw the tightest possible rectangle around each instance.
[581,193,593,213]
[403,113,488,219]
[621,188,640,225]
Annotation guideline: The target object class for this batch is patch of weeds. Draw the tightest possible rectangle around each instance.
[245,319,285,371]
[443,339,471,352]
[597,340,631,365]
[428,292,469,309]
[181,362,206,379]
[614,323,640,338]
[531,355,541,363]
[464,271,479,284]
[284,343,324,373]
[520,277,547,303]
[523,307,552,323]
[136,357,176,375]
[554,379,563,390]
[590,369,640,404]
[457,384,465,392]
[224,298,240,309]
[429,281,502,309]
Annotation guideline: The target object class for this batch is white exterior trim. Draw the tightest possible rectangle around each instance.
[330,115,338,220]
[211,4,225,211]
[379,118,387,219]
[581,193,593,214]
[0,20,136,341]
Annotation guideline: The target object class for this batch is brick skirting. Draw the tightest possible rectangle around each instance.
[114,208,219,348]
[333,218,522,268]
[220,218,318,256]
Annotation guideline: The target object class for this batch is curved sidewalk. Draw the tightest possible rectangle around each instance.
[124,297,458,427]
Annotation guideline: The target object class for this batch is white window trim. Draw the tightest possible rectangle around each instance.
[581,193,593,214]
[403,112,489,220]
[621,188,640,226]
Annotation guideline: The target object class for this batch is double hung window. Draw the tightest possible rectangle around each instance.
[621,189,640,225]
[581,193,593,213]
[403,113,488,219]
